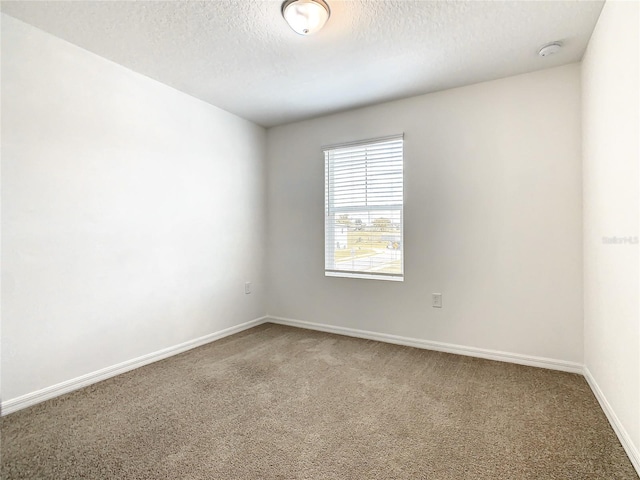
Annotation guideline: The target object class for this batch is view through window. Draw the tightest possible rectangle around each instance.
[324,135,404,281]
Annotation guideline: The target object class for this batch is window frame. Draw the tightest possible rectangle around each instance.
[323,134,404,282]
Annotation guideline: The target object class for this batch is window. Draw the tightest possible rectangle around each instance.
[324,134,404,281]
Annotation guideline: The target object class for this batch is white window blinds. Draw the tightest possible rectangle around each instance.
[324,135,404,281]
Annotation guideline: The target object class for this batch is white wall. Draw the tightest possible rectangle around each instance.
[1,14,266,402]
[267,64,583,364]
[582,0,639,469]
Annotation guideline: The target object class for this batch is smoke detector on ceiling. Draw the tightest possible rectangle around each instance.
[538,42,563,57]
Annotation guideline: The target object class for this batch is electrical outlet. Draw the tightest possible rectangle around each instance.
[432,293,442,308]
[245,282,251,294]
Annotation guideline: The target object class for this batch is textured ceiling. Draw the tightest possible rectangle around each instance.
[1,0,604,127]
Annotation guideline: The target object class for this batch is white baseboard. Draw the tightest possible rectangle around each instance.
[267,315,583,374]
[1,316,268,416]
[584,367,640,476]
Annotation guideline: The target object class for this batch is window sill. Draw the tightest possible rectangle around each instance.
[325,271,404,282]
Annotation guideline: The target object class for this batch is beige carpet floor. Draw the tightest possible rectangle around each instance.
[1,323,638,479]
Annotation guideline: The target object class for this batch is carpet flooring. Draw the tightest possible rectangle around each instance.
[1,323,638,479]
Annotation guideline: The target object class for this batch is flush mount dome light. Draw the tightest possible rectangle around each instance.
[282,0,330,35]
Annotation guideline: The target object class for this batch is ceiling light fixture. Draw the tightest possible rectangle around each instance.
[281,0,330,36]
